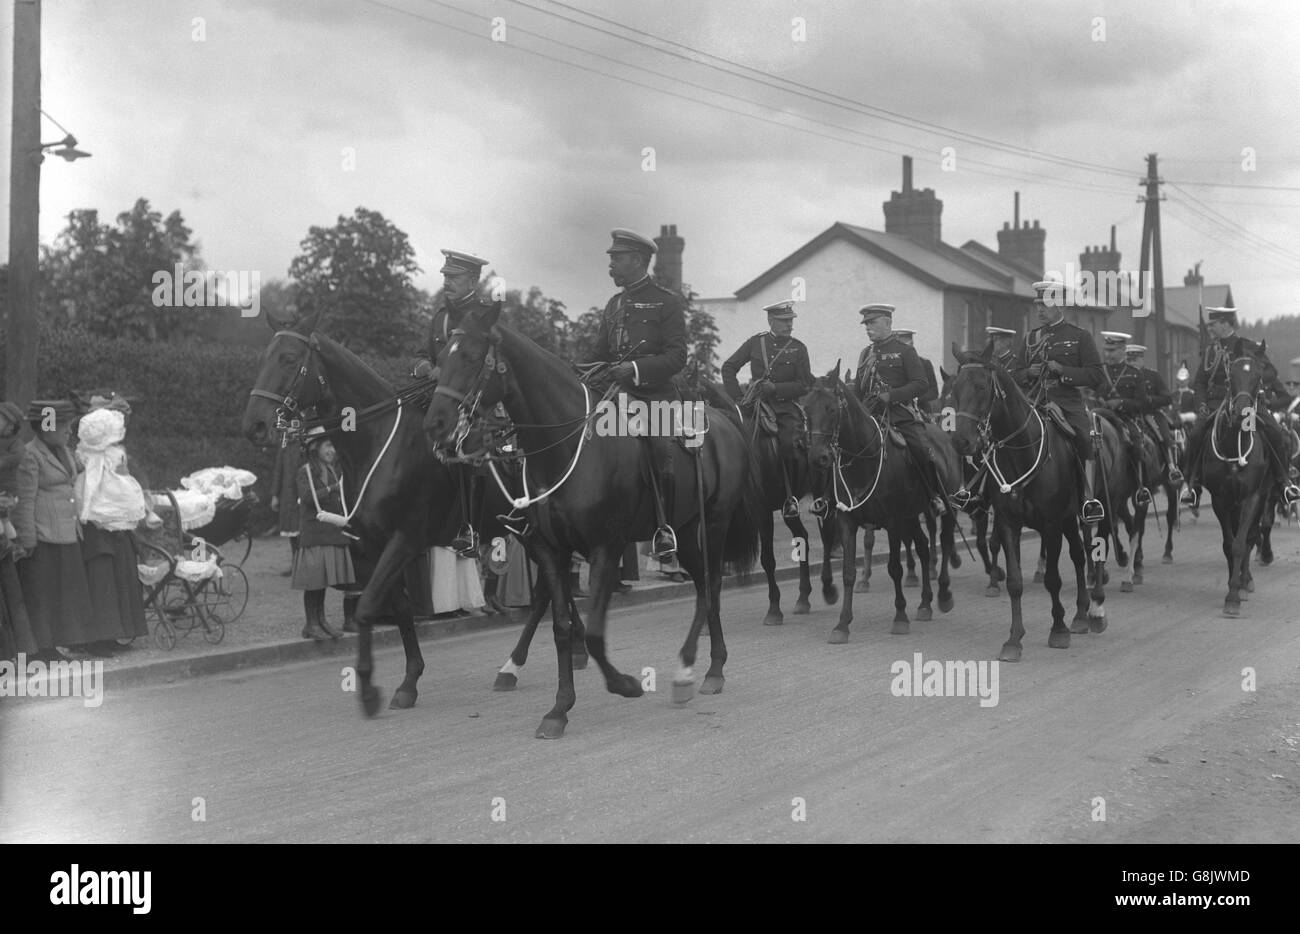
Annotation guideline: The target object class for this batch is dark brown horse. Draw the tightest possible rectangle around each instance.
[802,366,957,642]
[947,345,1105,661]
[1197,352,1273,616]
[423,303,761,738]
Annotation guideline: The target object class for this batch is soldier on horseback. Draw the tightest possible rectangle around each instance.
[413,249,493,381]
[1012,279,1106,524]
[986,326,1018,370]
[1180,307,1300,508]
[1125,343,1183,484]
[721,300,813,517]
[892,329,939,415]
[853,303,949,517]
[1097,331,1153,506]
[594,228,689,561]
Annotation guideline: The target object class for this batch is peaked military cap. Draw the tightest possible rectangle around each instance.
[1206,306,1237,323]
[1125,344,1147,355]
[763,300,797,319]
[1032,278,1066,305]
[1100,330,1132,345]
[606,228,657,255]
[986,326,1016,337]
[858,303,895,322]
[893,328,915,337]
[439,250,489,275]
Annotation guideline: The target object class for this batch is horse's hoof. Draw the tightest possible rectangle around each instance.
[1048,630,1071,649]
[1089,616,1108,634]
[828,628,850,645]
[938,594,954,614]
[890,619,910,635]
[1120,580,1134,593]
[1070,617,1090,634]
[611,674,644,698]
[1260,556,1273,567]
[572,653,589,671]
[994,568,1006,582]
[916,607,933,622]
[388,689,417,710]
[1224,603,1240,618]
[793,599,811,615]
[998,643,1022,663]
[905,574,919,587]
[984,585,1001,597]
[493,672,518,692]
[950,553,962,569]
[535,717,567,740]
[1162,554,1173,565]
[763,609,784,626]
[854,578,870,593]
[699,675,724,695]
[360,686,383,718]
[1133,571,1144,585]
[1244,580,1255,593]
[671,680,696,704]
[823,584,840,604]
[1033,571,1044,584]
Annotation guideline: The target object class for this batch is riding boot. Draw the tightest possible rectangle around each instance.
[1166,446,1184,484]
[1081,459,1105,524]
[649,440,677,561]
[342,593,360,633]
[922,462,948,517]
[302,590,331,641]
[1134,456,1151,507]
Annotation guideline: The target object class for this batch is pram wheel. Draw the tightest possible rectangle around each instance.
[153,619,176,650]
[204,564,249,625]
[201,613,226,645]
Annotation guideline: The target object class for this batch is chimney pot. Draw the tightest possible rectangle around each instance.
[1014,192,1020,228]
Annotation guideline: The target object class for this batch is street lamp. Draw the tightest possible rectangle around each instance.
[39,133,91,162]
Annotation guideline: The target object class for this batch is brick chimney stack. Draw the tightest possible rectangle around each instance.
[1079,224,1121,278]
[1183,266,1204,288]
[883,155,943,245]
[653,223,684,292]
[996,191,1046,277]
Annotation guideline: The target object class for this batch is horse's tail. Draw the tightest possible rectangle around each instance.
[723,436,764,581]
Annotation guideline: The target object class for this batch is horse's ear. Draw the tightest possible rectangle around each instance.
[981,340,994,364]
[939,366,951,383]
[830,359,841,386]
[1258,338,1267,356]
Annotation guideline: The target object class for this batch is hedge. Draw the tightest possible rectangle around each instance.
[0,324,418,533]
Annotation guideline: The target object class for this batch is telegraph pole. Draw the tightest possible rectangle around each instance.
[1136,153,1169,380]
[6,0,41,409]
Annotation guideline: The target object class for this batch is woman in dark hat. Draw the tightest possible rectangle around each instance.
[292,432,356,640]
[12,400,96,661]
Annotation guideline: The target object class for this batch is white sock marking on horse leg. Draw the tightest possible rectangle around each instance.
[499,659,520,676]
[1088,599,1106,618]
[675,666,694,684]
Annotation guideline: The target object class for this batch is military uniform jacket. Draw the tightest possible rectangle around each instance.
[1137,367,1172,413]
[855,336,928,422]
[1012,319,1103,409]
[721,332,813,404]
[416,294,483,368]
[594,276,688,390]
[1193,334,1262,406]
[1100,362,1148,416]
[918,357,939,406]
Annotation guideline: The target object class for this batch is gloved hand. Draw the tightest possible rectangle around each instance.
[1045,361,1064,376]
[1028,363,1044,378]
[758,381,777,399]
[876,390,892,405]
[609,362,636,385]
[413,359,435,379]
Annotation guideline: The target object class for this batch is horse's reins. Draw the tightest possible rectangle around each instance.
[815,384,887,512]
[955,363,1048,494]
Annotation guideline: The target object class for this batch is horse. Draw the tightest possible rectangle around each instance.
[1196,353,1273,617]
[940,365,1005,596]
[422,302,761,738]
[242,307,577,716]
[689,374,838,622]
[802,366,957,642]
[946,345,1106,661]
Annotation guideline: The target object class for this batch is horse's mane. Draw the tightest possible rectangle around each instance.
[311,331,397,400]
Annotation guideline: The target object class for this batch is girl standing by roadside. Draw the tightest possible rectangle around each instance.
[292,433,355,640]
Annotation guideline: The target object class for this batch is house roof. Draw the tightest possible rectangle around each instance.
[734,222,1032,300]
[959,239,1042,281]
[1162,284,1232,332]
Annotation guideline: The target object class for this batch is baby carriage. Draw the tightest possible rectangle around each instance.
[133,488,254,650]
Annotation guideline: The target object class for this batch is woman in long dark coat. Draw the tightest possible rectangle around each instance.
[292,434,356,640]
[12,400,95,661]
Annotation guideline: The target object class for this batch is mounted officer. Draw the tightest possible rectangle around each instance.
[721,300,813,517]
[1011,279,1106,524]
[411,249,493,556]
[1125,343,1183,484]
[853,303,948,516]
[1180,307,1300,507]
[985,326,1018,370]
[891,328,939,416]
[593,228,689,561]
[412,249,492,381]
[1097,331,1152,506]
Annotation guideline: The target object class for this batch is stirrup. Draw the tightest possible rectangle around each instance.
[451,524,480,558]
[810,497,830,519]
[1134,487,1152,507]
[1080,499,1105,523]
[652,525,678,561]
[496,512,531,539]
[1179,487,1199,507]
[1284,484,1300,506]
[781,496,800,518]
[1167,465,1184,484]
[949,488,975,510]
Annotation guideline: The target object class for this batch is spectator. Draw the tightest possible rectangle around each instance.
[293,432,354,640]
[429,545,485,616]
[0,400,38,658]
[13,400,96,662]
[0,401,24,546]
[75,404,150,653]
[268,438,302,577]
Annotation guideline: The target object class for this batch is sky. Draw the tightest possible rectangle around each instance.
[3,0,1300,324]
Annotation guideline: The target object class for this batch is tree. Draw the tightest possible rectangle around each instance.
[40,199,202,340]
[681,286,720,379]
[288,207,423,356]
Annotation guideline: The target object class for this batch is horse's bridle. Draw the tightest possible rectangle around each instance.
[431,328,512,463]
[953,361,1048,493]
[248,330,329,439]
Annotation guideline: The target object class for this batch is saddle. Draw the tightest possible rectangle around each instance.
[1042,401,1075,438]
[756,400,778,437]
